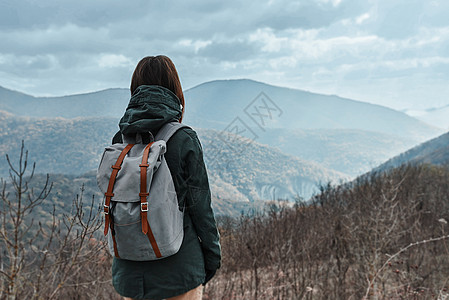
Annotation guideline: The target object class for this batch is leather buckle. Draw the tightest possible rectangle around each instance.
[141,202,148,212]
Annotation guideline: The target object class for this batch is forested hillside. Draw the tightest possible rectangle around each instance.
[0,114,347,216]
[372,130,449,173]
[0,110,118,175]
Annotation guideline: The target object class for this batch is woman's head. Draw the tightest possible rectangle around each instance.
[130,55,185,121]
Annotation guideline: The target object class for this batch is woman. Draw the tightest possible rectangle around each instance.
[111,56,221,300]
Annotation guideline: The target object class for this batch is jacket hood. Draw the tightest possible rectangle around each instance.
[119,85,182,135]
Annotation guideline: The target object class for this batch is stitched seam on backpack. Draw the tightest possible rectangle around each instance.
[155,228,184,248]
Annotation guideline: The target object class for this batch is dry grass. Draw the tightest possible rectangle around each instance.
[205,164,449,300]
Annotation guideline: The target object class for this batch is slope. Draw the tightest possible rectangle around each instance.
[372,131,449,173]
[183,79,440,140]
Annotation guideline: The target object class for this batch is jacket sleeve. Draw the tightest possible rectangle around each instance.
[182,130,221,271]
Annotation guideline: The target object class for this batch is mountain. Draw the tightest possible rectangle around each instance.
[0,85,129,118]
[183,79,441,140]
[0,111,346,209]
[372,131,449,173]
[1,80,440,139]
[1,80,442,177]
[182,79,441,175]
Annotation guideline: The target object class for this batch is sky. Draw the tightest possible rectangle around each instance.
[0,0,449,110]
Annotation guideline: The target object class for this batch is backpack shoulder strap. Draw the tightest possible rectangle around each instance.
[155,122,190,142]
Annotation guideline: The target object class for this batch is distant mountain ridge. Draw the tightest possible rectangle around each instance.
[0,79,442,177]
[183,79,440,140]
[0,80,440,139]
[0,85,129,118]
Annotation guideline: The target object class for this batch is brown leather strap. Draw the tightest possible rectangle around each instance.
[139,142,162,258]
[104,144,134,236]
[147,226,162,258]
[139,142,153,235]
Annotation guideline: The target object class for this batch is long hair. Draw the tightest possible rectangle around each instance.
[130,55,185,122]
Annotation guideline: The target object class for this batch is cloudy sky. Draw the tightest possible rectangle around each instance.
[0,0,448,110]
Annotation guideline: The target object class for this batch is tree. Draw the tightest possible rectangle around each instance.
[0,142,106,300]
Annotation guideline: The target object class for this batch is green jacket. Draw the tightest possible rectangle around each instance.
[110,85,221,300]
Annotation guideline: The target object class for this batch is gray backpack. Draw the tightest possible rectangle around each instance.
[97,122,188,261]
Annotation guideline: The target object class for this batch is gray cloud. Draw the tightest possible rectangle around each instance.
[0,0,151,30]
[0,0,448,110]
[197,40,258,62]
[254,0,367,30]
